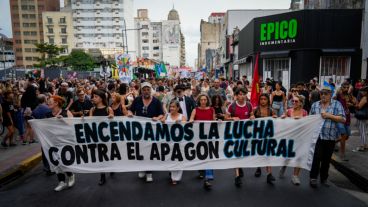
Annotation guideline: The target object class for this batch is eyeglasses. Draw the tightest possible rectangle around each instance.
[320,92,330,96]
[142,106,148,114]
[292,100,300,103]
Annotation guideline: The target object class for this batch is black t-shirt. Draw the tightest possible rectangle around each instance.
[58,91,73,109]
[71,99,94,117]
[1,100,15,125]
[129,96,164,118]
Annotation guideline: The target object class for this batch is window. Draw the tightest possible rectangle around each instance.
[15,40,22,44]
[25,57,33,61]
[48,28,53,34]
[29,5,35,10]
[142,32,148,36]
[319,56,351,86]
[61,38,67,44]
[142,46,149,50]
[142,39,149,43]
[142,53,149,58]
[23,31,30,36]
[23,23,29,27]
[21,5,28,10]
[47,17,53,24]
[61,27,67,34]
[49,37,54,44]
[30,23,37,27]
[31,31,37,35]
[16,56,23,60]
[14,32,21,36]
[25,48,32,52]
[153,46,159,50]
[60,17,66,23]
[16,48,23,52]
[153,39,159,43]
[263,58,290,90]
[142,25,149,29]
[22,14,28,19]
[29,14,36,19]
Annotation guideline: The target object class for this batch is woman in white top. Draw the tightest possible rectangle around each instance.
[201,80,210,94]
[162,100,187,185]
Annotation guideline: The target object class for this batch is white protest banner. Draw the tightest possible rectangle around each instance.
[29,115,323,173]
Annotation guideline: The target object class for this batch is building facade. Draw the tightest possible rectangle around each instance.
[67,0,135,58]
[135,9,162,61]
[0,34,15,70]
[291,0,363,9]
[219,10,290,79]
[237,9,362,89]
[42,11,74,55]
[10,0,60,67]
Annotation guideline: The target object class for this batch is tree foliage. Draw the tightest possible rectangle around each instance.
[33,43,64,68]
[64,49,95,71]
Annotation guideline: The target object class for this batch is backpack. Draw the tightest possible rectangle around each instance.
[230,101,252,118]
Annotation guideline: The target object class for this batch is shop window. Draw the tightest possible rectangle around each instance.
[263,58,290,89]
[319,56,351,87]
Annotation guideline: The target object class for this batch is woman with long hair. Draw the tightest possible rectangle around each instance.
[47,95,75,192]
[111,92,127,116]
[279,95,308,185]
[162,100,187,185]
[253,94,277,184]
[211,95,226,121]
[89,89,114,185]
[271,81,286,117]
[189,94,216,190]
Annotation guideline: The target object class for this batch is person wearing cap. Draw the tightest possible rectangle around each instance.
[127,82,164,183]
[171,84,196,120]
[309,85,346,188]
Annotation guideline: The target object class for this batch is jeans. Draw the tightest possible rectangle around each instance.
[272,101,284,117]
[309,138,336,181]
[205,170,214,180]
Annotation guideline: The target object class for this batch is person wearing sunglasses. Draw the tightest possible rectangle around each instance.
[279,95,308,185]
[309,86,346,188]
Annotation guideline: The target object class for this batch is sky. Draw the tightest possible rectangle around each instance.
[0,0,291,67]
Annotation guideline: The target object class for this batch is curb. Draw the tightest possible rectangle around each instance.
[0,153,42,187]
[331,154,368,192]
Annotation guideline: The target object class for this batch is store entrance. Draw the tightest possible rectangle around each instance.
[319,56,351,87]
[263,58,291,90]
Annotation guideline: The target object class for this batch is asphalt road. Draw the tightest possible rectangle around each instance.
[0,164,367,207]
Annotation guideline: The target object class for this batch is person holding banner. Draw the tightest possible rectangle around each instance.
[279,95,308,186]
[162,100,187,185]
[89,89,114,186]
[47,95,75,192]
[225,87,254,187]
[309,86,346,188]
[253,93,277,184]
[127,82,164,183]
[189,94,216,190]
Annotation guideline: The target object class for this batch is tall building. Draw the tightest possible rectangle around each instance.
[135,9,162,61]
[66,0,136,58]
[197,13,224,69]
[291,0,363,9]
[42,11,74,55]
[0,33,15,70]
[162,8,185,67]
[10,0,60,67]
[135,8,186,67]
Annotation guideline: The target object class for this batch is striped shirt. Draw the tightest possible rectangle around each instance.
[310,99,346,140]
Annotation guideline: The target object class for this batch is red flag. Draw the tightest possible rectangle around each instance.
[250,53,260,108]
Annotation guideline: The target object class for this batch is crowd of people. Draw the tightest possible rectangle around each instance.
[0,75,367,191]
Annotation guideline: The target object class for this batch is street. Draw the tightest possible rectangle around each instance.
[0,164,367,207]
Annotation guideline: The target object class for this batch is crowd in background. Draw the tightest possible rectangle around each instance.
[0,75,367,191]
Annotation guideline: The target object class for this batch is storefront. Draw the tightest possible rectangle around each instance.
[237,9,362,89]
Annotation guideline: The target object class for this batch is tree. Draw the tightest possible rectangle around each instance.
[64,49,95,71]
[33,43,64,68]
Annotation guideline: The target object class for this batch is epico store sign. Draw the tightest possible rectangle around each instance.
[260,19,298,46]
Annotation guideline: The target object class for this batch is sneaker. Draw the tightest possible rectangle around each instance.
[67,174,75,187]
[310,179,318,188]
[54,181,68,192]
[138,172,146,179]
[291,175,301,185]
[235,176,242,187]
[254,167,262,177]
[197,170,205,179]
[204,180,212,190]
[267,173,275,184]
[279,166,286,178]
[146,173,153,183]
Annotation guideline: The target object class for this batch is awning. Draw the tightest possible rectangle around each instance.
[260,50,290,58]
[322,49,356,53]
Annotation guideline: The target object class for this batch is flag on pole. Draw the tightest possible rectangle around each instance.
[250,53,260,108]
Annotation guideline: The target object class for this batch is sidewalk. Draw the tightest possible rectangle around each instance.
[0,131,41,187]
[332,117,368,192]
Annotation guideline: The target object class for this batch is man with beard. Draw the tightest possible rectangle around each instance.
[127,82,164,183]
